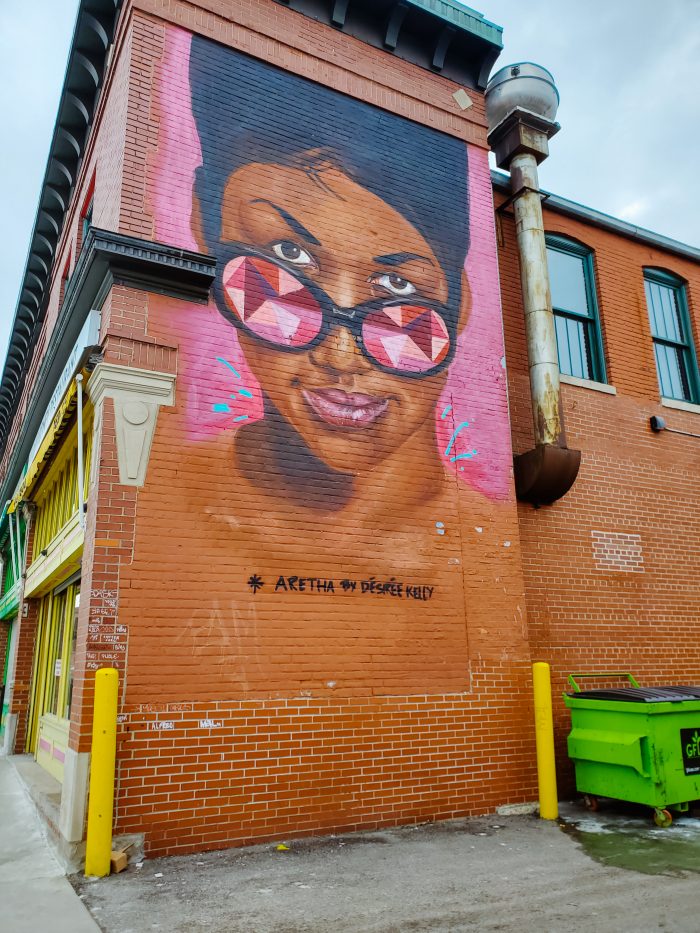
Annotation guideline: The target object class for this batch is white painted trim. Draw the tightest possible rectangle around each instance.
[560,373,617,395]
[1,713,18,755]
[661,397,700,415]
[60,749,90,842]
[76,375,85,529]
[87,363,176,487]
[24,514,83,598]
[87,363,176,406]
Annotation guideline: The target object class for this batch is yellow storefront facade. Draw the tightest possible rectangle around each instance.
[14,382,92,782]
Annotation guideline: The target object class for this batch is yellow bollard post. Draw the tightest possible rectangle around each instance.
[532,661,558,819]
[85,668,119,876]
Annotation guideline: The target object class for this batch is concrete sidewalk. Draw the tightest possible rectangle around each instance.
[0,756,98,933]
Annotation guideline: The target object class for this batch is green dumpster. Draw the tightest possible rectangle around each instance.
[564,672,700,826]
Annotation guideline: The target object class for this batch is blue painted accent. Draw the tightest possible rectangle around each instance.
[213,403,231,414]
[444,421,469,457]
[441,405,452,420]
[450,448,478,462]
[238,389,253,398]
[216,356,241,379]
[232,415,248,422]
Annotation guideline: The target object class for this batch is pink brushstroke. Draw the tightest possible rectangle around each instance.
[151,27,512,499]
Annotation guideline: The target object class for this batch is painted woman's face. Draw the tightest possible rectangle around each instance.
[213,161,467,475]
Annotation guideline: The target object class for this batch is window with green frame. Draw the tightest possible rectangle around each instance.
[81,198,93,245]
[546,235,606,383]
[643,268,699,403]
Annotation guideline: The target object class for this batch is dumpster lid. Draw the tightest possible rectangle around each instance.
[567,685,700,703]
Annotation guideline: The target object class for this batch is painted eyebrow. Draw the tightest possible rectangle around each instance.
[251,199,321,246]
[373,252,435,267]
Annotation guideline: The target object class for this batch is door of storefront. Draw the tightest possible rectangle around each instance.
[26,578,80,782]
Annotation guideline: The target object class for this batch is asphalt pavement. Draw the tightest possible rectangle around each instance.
[73,800,700,933]
[3,750,699,933]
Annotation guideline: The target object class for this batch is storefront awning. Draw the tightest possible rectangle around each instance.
[8,378,80,514]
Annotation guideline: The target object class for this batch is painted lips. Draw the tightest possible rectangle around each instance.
[302,387,389,428]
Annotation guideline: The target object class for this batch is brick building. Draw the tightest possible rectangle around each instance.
[0,0,698,859]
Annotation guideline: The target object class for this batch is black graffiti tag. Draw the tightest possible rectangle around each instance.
[248,574,434,601]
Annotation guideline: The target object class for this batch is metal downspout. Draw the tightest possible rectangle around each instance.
[486,63,581,505]
[510,152,564,448]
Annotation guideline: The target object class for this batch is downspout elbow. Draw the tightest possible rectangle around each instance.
[513,444,581,506]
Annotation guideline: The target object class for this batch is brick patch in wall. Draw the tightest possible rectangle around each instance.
[591,531,644,573]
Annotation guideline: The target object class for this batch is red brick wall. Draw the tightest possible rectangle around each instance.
[499,199,700,791]
[10,602,38,753]
[6,509,38,752]
[11,0,699,858]
[94,4,536,855]
[131,0,489,150]
[114,665,536,857]
[68,285,179,755]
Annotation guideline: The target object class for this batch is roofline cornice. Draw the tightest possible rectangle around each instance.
[0,0,123,452]
[275,0,502,89]
[491,170,700,265]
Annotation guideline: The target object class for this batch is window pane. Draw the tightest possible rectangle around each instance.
[47,592,68,716]
[645,279,682,342]
[81,200,93,245]
[547,248,589,316]
[568,317,591,379]
[66,586,80,719]
[555,314,590,380]
[654,343,688,401]
[555,314,572,375]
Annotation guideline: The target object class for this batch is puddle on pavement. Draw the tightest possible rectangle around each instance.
[559,801,700,876]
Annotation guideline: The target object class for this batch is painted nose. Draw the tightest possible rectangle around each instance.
[324,270,363,311]
[309,320,372,376]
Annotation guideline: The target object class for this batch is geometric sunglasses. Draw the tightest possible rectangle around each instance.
[216,245,456,378]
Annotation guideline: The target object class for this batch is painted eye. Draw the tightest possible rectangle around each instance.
[370,272,417,297]
[271,241,315,267]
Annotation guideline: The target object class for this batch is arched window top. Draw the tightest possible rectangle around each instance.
[643,266,687,288]
[545,232,593,257]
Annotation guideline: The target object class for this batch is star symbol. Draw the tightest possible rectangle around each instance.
[247,574,264,594]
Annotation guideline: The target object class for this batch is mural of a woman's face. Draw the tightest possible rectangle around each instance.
[208,160,469,476]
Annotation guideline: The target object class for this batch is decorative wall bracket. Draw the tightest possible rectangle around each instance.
[87,363,176,487]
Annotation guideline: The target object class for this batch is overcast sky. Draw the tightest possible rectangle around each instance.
[1,0,698,360]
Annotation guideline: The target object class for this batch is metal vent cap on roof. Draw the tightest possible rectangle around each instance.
[485,62,559,131]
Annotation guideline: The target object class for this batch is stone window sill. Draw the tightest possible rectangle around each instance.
[560,373,617,395]
[661,397,700,415]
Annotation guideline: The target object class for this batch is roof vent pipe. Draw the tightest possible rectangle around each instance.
[486,63,580,505]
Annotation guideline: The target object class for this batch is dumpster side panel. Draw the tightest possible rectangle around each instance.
[648,710,700,806]
[565,697,700,808]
